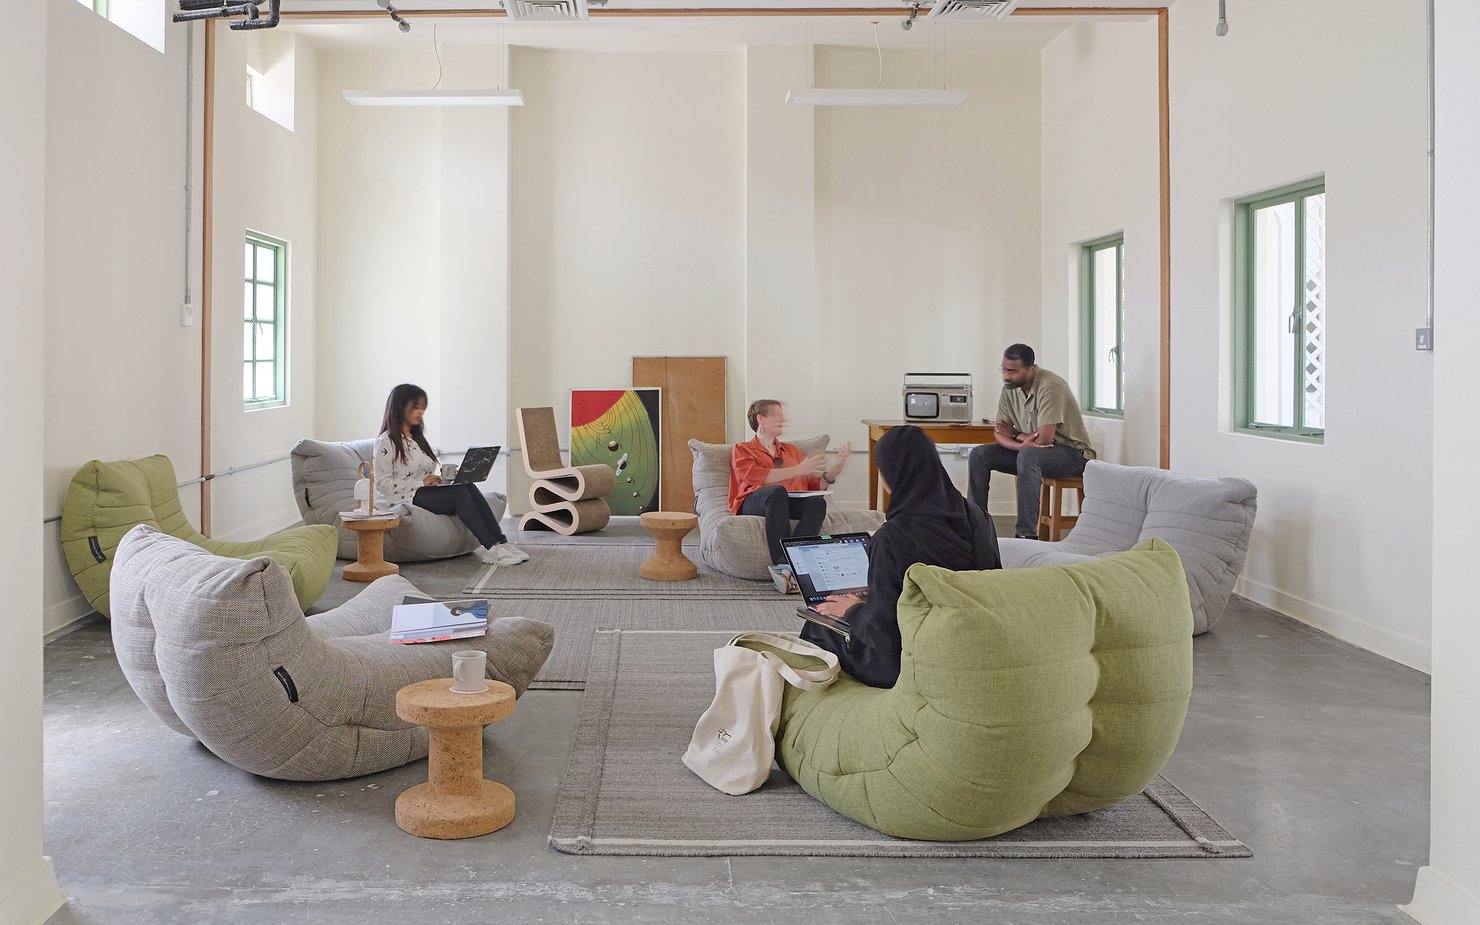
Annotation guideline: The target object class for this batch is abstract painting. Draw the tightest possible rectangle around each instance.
[571,389,662,516]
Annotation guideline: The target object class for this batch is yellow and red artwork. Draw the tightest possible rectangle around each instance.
[571,388,662,515]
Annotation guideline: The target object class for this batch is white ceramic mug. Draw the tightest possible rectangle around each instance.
[451,650,488,694]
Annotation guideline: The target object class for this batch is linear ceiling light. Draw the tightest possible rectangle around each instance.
[344,89,525,107]
[784,88,966,107]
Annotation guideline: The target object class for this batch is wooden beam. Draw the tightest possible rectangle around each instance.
[201,20,216,535]
[1157,6,1170,469]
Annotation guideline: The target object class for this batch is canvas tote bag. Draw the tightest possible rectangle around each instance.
[682,632,841,795]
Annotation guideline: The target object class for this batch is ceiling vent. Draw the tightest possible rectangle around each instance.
[925,0,1023,22]
[501,0,594,21]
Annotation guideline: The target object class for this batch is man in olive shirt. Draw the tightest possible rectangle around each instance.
[969,343,1097,539]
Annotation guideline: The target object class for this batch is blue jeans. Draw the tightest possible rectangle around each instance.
[968,443,1087,537]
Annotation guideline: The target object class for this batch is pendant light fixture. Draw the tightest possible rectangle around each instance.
[345,21,525,108]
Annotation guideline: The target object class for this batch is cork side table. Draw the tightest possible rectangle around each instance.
[341,514,400,582]
[394,678,517,840]
[639,511,699,581]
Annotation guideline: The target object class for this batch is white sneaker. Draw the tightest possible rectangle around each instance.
[476,545,500,565]
[769,564,798,595]
[495,544,530,566]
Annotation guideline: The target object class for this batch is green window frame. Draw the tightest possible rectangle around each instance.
[1234,178,1326,442]
[1080,233,1125,416]
[243,232,289,410]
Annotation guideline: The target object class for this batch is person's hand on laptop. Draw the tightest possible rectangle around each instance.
[423,474,443,487]
[814,593,864,618]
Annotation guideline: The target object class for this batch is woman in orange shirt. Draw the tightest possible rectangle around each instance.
[729,399,852,582]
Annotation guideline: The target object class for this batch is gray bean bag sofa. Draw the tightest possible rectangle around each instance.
[110,525,554,781]
[291,437,508,562]
[689,436,886,580]
[997,460,1257,635]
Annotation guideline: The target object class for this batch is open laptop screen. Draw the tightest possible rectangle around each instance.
[781,534,871,606]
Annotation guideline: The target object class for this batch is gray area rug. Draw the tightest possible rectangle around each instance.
[487,599,796,690]
[462,545,774,601]
[550,630,1252,859]
[503,516,698,548]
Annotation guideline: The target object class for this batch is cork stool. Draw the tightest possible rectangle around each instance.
[639,511,700,581]
[394,678,516,840]
[341,515,400,582]
[1036,476,1085,542]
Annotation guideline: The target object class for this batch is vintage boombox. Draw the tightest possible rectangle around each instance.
[902,373,974,422]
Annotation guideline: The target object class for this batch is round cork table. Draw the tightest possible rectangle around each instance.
[340,514,400,583]
[394,678,517,840]
[639,511,699,581]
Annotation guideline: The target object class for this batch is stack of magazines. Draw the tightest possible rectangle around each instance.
[390,597,489,645]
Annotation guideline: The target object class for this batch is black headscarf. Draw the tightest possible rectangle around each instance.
[876,425,975,532]
[799,425,1001,688]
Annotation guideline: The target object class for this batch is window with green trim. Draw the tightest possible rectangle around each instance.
[1235,179,1325,441]
[1080,234,1125,416]
[243,233,288,409]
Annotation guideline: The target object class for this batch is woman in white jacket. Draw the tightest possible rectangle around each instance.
[374,383,528,567]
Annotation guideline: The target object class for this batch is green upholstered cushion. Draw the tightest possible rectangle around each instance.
[61,455,337,618]
[776,538,1194,841]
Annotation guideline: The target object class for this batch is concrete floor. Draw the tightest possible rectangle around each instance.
[42,574,1429,924]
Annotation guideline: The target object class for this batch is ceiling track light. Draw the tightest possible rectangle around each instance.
[1215,0,1229,37]
[378,0,412,34]
[173,0,280,31]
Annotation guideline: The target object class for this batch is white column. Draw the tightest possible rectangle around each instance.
[0,0,67,921]
[1404,0,1480,921]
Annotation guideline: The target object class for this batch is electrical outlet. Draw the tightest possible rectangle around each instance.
[181,302,194,327]
[1415,326,1433,351]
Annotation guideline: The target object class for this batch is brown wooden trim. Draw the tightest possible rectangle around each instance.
[277,6,1163,20]
[1157,7,1170,469]
[201,20,216,535]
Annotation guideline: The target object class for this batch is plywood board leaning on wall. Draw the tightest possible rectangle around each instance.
[633,357,727,514]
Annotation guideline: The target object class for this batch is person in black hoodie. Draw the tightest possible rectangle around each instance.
[801,425,1002,688]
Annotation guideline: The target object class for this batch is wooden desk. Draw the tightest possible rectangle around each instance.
[862,420,998,511]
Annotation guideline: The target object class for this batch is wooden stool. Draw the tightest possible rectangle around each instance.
[340,515,400,582]
[394,678,517,840]
[1037,477,1084,542]
[639,511,699,581]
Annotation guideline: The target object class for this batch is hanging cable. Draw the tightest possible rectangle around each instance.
[872,21,883,89]
[433,22,445,90]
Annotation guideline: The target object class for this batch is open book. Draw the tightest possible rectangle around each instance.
[786,490,833,499]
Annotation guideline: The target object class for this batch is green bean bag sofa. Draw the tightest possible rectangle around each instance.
[776,539,1194,841]
[61,455,337,618]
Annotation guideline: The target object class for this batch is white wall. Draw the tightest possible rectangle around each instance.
[810,46,1043,511]
[1041,2,1431,668]
[211,29,321,542]
[1,0,68,916]
[42,1,202,633]
[43,9,326,633]
[316,44,512,495]
[1406,2,1480,919]
[507,48,748,509]
[1040,21,1160,467]
[1173,0,1429,668]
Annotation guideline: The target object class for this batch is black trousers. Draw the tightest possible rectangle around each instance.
[740,484,828,566]
[967,443,1088,537]
[413,482,506,549]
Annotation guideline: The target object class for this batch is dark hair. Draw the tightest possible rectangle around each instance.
[379,383,437,466]
[747,399,782,433]
[1003,343,1036,367]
